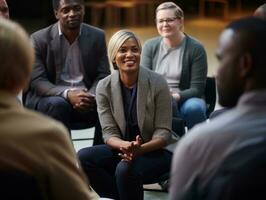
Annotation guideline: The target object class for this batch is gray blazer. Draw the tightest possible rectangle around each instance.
[141,35,207,102]
[96,67,179,152]
[25,22,110,108]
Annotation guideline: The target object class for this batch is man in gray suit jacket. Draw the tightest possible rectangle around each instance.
[24,0,110,145]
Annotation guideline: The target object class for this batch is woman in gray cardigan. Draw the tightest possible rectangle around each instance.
[141,2,208,130]
[78,30,178,200]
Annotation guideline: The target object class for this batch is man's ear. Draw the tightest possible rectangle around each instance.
[239,52,252,79]
[54,10,59,20]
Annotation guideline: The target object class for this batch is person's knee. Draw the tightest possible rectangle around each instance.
[116,161,130,178]
[77,147,98,170]
[116,161,142,181]
[77,148,89,163]
[38,96,71,115]
[78,147,98,163]
[48,97,71,113]
[181,98,206,116]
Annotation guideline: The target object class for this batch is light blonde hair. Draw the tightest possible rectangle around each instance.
[156,2,184,19]
[0,18,34,91]
[108,30,142,70]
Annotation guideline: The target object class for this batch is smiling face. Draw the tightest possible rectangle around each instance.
[114,37,141,75]
[215,29,244,107]
[156,8,183,39]
[54,0,84,32]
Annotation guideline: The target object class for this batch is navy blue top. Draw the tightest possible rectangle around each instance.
[121,83,140,141]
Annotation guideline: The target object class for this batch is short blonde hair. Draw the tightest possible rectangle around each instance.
[156,2,184,19]
[108,30,142,70]
[0,18,34,91]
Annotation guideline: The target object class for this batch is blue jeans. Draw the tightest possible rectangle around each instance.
[36,96,103,144]
[172,97,207,129]
[78,144,172,200]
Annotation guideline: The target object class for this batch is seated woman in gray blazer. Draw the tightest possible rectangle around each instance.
[141,2,208,130]
[78,30,178,200]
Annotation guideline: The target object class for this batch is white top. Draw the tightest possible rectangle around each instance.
[155,38,186,93]
[58,24,84,87]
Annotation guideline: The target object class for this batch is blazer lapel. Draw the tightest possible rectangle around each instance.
[137,68,148,133]
[111,71,126,135]
[50,23,63,83]
[79,24,90,70]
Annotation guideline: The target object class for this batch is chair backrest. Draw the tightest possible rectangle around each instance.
[203,136,266,200]
[0,171,43,200]
[205,77,216,117]
[70,121,94,130]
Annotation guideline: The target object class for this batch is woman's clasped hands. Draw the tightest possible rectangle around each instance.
[118,135,142,162]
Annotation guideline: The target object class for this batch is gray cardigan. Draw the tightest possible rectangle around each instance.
[96,67,179,152]
[141,34,207,102]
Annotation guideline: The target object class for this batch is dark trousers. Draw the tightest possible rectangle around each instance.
[78,144,172,200]
[36,96,103,145]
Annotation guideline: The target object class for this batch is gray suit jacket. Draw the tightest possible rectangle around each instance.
[141,34,207,102]
[25,22,110,108]
[96,67,179,152]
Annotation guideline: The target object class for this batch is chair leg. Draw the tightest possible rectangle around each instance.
[93,120,104,145]
[172,117,186,137]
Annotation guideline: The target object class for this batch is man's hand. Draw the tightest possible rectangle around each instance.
[172,92,180,102]
[169,88,181,102]
[67,89,96,112]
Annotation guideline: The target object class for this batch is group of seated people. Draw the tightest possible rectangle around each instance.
[1,0,266,199]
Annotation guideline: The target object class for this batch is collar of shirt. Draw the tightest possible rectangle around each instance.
[58,22,82,37]
[238,89,266,107]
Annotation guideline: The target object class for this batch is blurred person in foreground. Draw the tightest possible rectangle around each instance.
[0,18,97,200]
[169,17,266,200]
[23,0,110,145]
[78,30,178,200]
[0,0,25,103]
